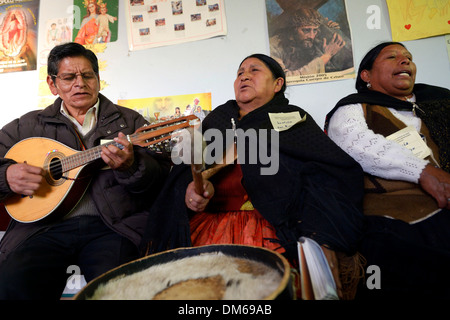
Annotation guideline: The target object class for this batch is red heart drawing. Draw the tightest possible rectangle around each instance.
[448,20,450,24]
[405,24,411,30]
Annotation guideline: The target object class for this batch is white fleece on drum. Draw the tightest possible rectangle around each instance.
[88,252,283,300]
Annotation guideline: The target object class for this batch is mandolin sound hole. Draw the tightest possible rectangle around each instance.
[44,155,65,186]
[49,157,63,180]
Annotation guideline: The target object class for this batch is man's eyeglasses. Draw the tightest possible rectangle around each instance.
[51,72,98,85]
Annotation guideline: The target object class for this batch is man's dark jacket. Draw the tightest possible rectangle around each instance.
[0,93,169,263]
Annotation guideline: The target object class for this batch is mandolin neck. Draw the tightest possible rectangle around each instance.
[61,140,124,172]
[59,114,199,173]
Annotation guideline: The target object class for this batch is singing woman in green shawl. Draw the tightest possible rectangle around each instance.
[325,41,450,299]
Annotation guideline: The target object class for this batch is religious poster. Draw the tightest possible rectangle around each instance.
[125,0,227,51]
[37,17,73,109]
[386,0,450,42]
[0,0,39,73]
[73,0,119,45]
[266,0,355,86]
[44,18,73,50]
[118,92,211,123]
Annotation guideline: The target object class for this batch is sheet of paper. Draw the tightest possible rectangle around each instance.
[269,111,306,132]
[386,126,431,159]
[386,0,450,42]
[124,0,227,51]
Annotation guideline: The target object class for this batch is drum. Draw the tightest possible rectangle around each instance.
[74,244,293,300]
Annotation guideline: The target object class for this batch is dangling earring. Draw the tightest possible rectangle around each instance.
[366,82,372,89]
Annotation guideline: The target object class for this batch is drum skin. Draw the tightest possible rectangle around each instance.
[74,244,294,300]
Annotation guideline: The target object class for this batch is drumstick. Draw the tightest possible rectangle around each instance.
[191,163,204,195]
[189,122,204,195]
[169,119,205,195]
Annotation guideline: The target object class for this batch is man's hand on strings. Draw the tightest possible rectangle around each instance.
[101,132,135,171]
[6,163,44,196]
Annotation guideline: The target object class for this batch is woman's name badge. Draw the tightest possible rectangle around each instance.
[386,126,431,159]
[269,111,306,132]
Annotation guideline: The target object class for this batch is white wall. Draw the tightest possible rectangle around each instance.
[1,0,449,129]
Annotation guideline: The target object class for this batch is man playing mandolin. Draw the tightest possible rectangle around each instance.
[0,42,170,299]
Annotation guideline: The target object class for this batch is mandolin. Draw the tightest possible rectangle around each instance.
[2,115,199,223]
